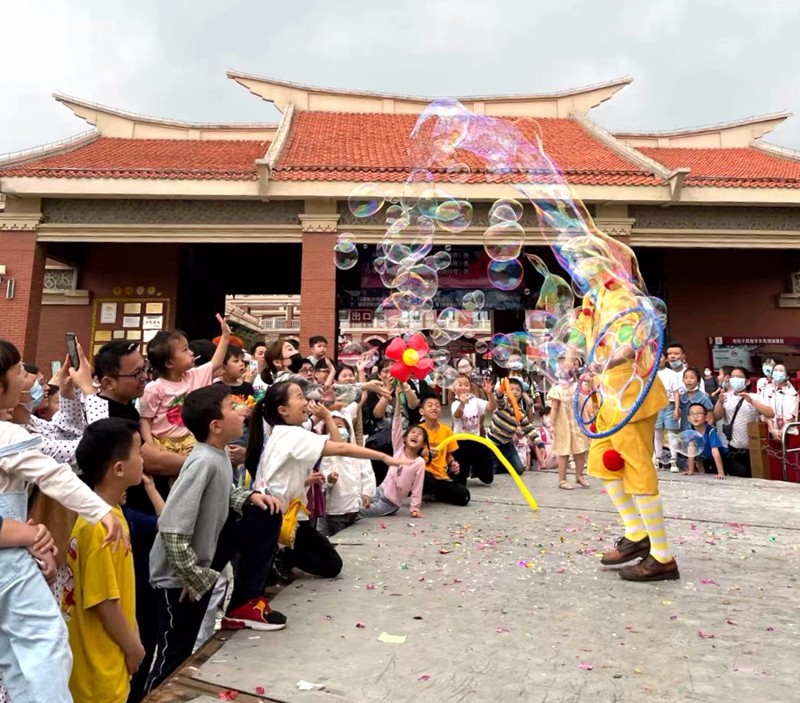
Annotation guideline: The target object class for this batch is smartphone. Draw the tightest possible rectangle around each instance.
[65,333,80,369]
[248,359,259,374]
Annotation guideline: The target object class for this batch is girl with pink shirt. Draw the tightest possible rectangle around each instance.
[360,386,428,519]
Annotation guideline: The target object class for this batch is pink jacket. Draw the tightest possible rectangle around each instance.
[378,408,425,513]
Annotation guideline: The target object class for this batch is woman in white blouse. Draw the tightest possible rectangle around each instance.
[758,363,799,440]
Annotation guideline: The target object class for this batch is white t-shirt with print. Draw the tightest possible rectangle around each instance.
[254,424,328,520]
[451,396,489,436]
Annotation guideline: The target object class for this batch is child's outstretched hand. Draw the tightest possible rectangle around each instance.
[248,492,283,514]
[409,508,423,519]
[363,380,391,399]
[216,313,231,338]
[100,511,130,552]
[482,377,494,395]
[308,400,330,420]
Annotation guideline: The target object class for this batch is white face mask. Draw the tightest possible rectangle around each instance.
[23,380,44,411]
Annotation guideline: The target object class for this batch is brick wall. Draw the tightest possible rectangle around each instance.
[299,232,337,355]
[665,249,800,366]
[35,243,181,369]
[0,231,45,359]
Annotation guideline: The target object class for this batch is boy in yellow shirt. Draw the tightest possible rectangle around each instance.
[63,418,145,702]
[418,393,470,506]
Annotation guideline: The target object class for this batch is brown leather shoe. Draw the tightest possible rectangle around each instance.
[600,536,651,566]
[619,555,680,582]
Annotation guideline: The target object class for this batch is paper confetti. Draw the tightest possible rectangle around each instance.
[578,662,594,670]
[496,626,510,633]
[418,674,430,681]
[356,621,366,628]
[255,686,265,695]
[297,680,325,691]
[218,691,239,701]
[697,630,715,639]
[378,632,407,644]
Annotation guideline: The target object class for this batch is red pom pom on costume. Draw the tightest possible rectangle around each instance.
[602,449,625,472]
[602,275,617,290]
[588,423,597,434]
[582,307,592,317]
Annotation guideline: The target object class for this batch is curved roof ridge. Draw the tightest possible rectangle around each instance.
[0,129,100,168]
[613,112,791,139]
[226,70,633,102]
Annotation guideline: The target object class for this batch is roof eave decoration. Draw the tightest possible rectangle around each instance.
[614,112,792,149]
[226,70,632,117]
[53,94,278,141]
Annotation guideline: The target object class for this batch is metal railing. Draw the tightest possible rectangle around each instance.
[780,421,800,482]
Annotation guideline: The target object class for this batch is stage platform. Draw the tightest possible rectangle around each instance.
[147,470,800,703]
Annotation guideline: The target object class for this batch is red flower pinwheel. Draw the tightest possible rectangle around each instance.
[385,334,434,382]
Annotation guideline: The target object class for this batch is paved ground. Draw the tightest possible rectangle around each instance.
[181,471,798,703]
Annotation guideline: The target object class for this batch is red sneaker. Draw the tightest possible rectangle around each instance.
[222,597,287,632]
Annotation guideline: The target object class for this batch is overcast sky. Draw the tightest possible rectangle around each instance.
[2,0,799,154]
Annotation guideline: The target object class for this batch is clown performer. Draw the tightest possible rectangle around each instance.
[567,249,678,583]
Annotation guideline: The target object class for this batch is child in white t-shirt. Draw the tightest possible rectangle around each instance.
[251,381,408,580]
[450,374,495,484]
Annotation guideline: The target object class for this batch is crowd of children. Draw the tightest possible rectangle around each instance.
[0,324,791,701]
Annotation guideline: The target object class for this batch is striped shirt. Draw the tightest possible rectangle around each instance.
[487,396,540,446]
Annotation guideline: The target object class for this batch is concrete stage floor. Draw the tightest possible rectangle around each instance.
[154,471,799,703]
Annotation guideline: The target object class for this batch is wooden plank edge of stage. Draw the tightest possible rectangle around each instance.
[143,584,287,703]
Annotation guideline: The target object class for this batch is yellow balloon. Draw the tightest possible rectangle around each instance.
[402,348,420,366]
[434,434,538,512]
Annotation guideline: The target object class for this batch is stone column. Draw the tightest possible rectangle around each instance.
[0,198,45,359]
[299,200,340,357]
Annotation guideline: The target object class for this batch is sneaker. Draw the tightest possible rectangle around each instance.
[669,462,680,473]
[222,597,287,632]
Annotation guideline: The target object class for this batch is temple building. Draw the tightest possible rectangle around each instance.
[2,72,800,371]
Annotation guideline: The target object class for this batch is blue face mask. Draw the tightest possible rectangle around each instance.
[763,365,774,378]
[772,370,787,384]
[729,377,747,392]
[338,428,350,443]
[23,380,44,411]
[669,360,683,370]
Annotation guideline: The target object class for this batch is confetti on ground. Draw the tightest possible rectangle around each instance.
[297,681,325,691]
[697,630,715,639]
[418,674,430,681]
[496,626,510,633]
[579,662,594,670]
[356,621,365,628]
[255,686,265,695]
[218,691,239,701]
[378,632,407,644]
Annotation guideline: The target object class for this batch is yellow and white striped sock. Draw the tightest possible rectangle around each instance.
[633,493,672,563]
[604,480,647,542]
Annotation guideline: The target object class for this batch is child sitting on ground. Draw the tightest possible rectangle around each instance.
[419,393,470,506]
[248,382,409,580]
[361,385,427,519]
[139,314,231,456]
[683,402,726,480]
[318,410,376,537]
[65,418,144,703]
[146,384,286,693]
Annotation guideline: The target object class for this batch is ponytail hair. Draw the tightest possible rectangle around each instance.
[244,398,267,479]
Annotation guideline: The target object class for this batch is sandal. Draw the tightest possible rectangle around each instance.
[559,480,574,490]
[576,475,590,488]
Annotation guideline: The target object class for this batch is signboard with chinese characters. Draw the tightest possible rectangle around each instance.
[708,336,800,372]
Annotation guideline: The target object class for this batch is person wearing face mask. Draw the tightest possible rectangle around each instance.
[759,363,798,442]
[757,357,777,396]
[702,367,719,397]
[712,367,762,477]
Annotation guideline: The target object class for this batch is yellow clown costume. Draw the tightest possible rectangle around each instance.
[570,277,679,581]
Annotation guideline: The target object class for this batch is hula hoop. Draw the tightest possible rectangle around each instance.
[573,306,664,439]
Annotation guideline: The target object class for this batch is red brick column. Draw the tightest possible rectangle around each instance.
[299,230,338,356]
[0,230,46,359]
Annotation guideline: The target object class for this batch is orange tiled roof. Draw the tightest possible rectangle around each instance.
[0,137,269,180]
[272,112,663,186]
[639,147,800,188]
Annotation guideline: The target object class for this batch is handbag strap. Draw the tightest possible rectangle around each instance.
[729,397,745,427]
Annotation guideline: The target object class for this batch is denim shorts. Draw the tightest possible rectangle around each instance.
[655,403,680,431]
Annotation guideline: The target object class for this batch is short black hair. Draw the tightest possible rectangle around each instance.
[309,335,328,347]
[182,383,231,442]
[683,366,701,381]
[688,402,708,415]
[189,339,217,367]
[223,345,244,364]
[300,358,314,369]
[76,418,139,489]
[23,363,39,375]
[147,330,187,376]
[314,359,328,372]
[719,365,734,377]
[94,341,141,380]
[0,340,22,394]
[507,377,523,391]
[250,340,266,355]
[419,392,441,407]
[732,367,750,379]
[666,342,685,353]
